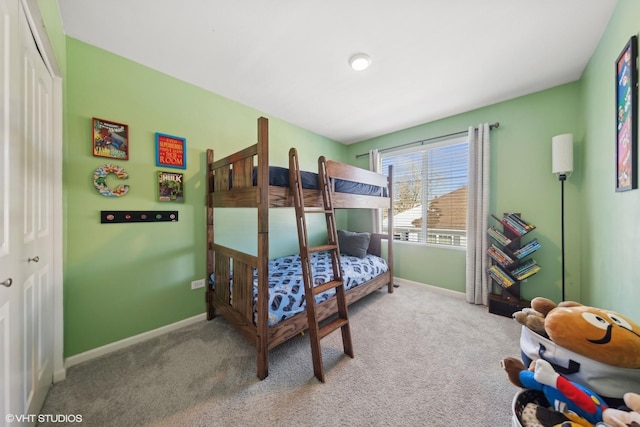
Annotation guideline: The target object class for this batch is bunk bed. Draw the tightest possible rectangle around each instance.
[206,116,394,380]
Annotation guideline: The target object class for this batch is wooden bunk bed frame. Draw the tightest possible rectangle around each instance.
[206,117,394,380]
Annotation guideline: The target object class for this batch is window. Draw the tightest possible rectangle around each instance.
[381,136,468,247]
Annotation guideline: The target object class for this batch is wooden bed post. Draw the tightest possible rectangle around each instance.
[256,117,270,379]
[387,165,394,293]
[206,149,215,319]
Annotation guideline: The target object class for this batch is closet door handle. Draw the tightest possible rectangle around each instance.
[1,278,12,287]
[28,256,39,263]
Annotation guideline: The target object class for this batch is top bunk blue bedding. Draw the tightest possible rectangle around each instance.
[272,166,387,196]
[230,165,387,196]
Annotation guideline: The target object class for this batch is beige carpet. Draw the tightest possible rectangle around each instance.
[39,282,524,426]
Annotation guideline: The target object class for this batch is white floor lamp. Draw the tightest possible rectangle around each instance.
[552,133,573,301]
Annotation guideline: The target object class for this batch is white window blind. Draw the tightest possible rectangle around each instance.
[381,137,468,247]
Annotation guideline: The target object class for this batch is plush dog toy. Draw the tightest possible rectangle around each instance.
[513,307,548,337]
[512,297,640,368]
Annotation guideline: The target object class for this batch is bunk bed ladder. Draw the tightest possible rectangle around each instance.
[288,148,354,383]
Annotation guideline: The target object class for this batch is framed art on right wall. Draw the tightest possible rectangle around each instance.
[615,35,638,192]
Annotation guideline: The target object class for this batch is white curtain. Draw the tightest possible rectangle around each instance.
[369,149,382,234]
[465,124,491,305]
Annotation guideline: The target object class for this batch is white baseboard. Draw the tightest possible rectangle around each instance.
[393,277,466,299]
[53,367,66,383]
[62,313,207,375]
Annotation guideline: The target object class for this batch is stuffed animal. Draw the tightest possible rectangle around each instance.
[502,357,640,427]
[513,307,548,337]
[501,356,608,425]
[602,392,640,427]
[512,297,640,369]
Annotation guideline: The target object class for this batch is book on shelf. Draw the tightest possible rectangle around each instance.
[488,265,516,288]
[492,213,535,237]
[505,213,535,232]
[491,214,522,236]
[487,226,512,246]
[502,216,526,236]
[510,258,541,281]
[512,238,541,259]
[487,245,515,267]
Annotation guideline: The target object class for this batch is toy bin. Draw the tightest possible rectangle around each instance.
[520,325,640,405]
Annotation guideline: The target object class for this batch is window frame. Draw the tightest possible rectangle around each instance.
[380,135,469,249]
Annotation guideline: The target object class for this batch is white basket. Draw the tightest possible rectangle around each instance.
[511,389,549,427]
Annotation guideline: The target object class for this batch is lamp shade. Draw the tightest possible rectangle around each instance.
[552,133,574,175]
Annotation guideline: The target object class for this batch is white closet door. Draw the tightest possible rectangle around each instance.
[19,0,54,416]
[0,0,55,424]
[0,0,26,422]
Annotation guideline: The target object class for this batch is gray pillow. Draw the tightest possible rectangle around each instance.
[337,230,371,258]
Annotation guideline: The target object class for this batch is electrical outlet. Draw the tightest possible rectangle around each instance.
[191,279,205,290]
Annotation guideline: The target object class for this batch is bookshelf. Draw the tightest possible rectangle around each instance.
[487,213,541,317]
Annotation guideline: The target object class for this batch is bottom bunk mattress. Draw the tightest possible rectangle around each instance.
[210,251,388,326]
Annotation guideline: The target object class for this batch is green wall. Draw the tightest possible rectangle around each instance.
[347,0,640,323]
[40,0,640,358]
[579,0,640,320]
[347,83,581,301]
[62,39,345,357]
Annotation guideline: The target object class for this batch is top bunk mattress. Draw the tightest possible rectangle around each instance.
[226,165,387,196]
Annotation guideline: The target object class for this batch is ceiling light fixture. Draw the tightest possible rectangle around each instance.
[349,53,371,71]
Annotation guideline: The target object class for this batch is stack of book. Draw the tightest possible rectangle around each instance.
[486,212,542,302]
[487,226,512,246]
[498,213,536,236]
[487,245,515,267]
[510,259,541,281]
[487,265,516,288]
[512,238,541,259]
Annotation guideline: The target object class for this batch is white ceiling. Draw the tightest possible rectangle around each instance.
[56,0,617,144]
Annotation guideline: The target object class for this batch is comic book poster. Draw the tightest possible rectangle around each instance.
[92,117,129,160]
[157,171,184,202]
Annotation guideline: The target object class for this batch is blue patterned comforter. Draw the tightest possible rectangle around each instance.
[211,251,388,326]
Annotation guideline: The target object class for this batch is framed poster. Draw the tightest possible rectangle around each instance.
[155,133,186,169]
[92,117,129,160]
[157,171,184,202]
[615,35,638,192]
